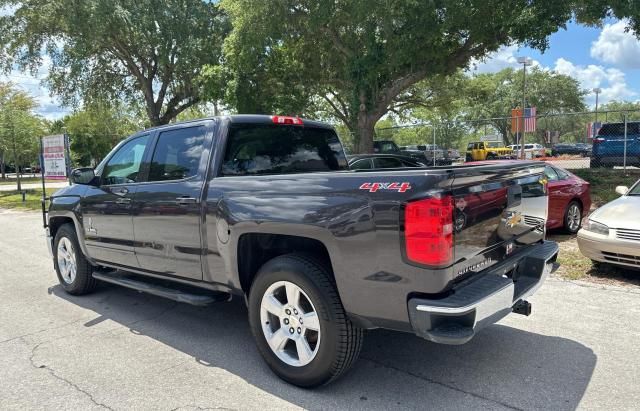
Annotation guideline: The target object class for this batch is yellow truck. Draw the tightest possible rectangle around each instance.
[465,141,513,161]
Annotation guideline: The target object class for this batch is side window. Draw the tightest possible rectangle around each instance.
[467,143,474,150]
[544,166,559,181]
[401,159,420,167]
[374,157,403,168]
[555,168,570,180]
[148,126,207,181]
[102,135,150,185]
[350,159,373,170]
[221,125,347,176]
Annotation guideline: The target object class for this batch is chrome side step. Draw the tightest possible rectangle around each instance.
[92,271,231,306]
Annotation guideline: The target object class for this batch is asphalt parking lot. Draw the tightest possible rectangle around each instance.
[1,210,639,410]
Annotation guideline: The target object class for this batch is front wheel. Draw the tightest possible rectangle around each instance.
[53,224,97,295]
[248,253,363,387]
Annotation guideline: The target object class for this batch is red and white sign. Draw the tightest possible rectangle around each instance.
[42,134,68,180]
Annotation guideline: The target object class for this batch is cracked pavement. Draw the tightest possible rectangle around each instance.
[1,210,639,410]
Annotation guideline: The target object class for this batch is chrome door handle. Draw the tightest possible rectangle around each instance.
[113,187,129,196]
[115,197,131,205]
[176,196,198,205]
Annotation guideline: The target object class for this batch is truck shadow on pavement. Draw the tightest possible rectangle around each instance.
[50,283,596,410]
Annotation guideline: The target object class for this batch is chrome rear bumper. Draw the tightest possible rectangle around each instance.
[408,241,558,345]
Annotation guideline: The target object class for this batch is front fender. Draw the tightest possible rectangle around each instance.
[48,186,94,264]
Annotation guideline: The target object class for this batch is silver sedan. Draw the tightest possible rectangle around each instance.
[577,181,640,270]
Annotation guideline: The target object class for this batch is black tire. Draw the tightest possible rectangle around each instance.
[53,224,97,295]
[590,158,601,168]
[563,201,583,234]
[486,153,497,160]
[248,253,363,387]
[465,154,472,162]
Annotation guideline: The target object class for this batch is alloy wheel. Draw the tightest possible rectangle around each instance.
[57,237,77,284]
[567,204,581,232]
[260,281,321,367]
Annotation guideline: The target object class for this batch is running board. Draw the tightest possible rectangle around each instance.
[92,271,231,306]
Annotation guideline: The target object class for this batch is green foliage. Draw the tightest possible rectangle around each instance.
[0,82,47,185]
[219,0,578,152]
[465,67,587,144]
[62,103,143,167]
[0,0,230,125]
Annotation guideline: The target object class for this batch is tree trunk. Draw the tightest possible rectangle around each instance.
[0,150,5,180]
[354,92,378,153]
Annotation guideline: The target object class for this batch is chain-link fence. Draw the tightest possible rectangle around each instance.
[362,109,640,171]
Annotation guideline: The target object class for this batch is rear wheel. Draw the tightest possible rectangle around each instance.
[248,253,363,387]
[53,224,97,295]
[563,201,582,234]
[486,153,497,160]
[465,154,472,162]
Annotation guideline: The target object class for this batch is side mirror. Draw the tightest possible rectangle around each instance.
[70,167,96,185]
[615,186,629,196]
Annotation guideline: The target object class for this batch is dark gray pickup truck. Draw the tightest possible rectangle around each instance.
[45,115,557,387]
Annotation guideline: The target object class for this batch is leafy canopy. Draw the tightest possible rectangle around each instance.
[221,0,578,152]
[0,0,230,125]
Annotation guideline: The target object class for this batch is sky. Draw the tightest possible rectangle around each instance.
[2,15,640,120]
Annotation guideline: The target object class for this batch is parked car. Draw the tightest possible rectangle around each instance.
[348,154,425,169]
[46,115,557,387]
[577,180,640,270]
[508,143,546,158]
[465,141,513,161]
[463,162,591,234]
[373,140,402,154]
[543,165,591,234]
[551,143,592,157]
[401,144,451,165]
[591,122,640,168]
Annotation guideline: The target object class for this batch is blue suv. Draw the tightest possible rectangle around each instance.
[591,122,640,168]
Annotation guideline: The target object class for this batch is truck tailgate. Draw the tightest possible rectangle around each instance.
[449,162,547,279]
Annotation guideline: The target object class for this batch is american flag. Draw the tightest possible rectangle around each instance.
[524,107,536,132]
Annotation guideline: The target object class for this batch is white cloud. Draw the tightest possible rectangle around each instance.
[1,55,69,120]
[591,20,640,69]
[553,58,636,104]
[468,45,542,74]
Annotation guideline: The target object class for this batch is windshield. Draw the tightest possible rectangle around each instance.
[487,142,503,148]
[628,182,640,195]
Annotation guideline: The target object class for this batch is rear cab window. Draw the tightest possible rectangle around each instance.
[221,124,348,176]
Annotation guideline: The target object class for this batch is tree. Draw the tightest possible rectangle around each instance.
[221,0,579,153]
[0,0,230,126]
[61,103,144,167]
[0,83,45,190]
[465,67,587,144]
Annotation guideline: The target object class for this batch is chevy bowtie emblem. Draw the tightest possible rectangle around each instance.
[505,211,522,228]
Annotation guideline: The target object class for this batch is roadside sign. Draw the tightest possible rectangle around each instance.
[42,134,68,180]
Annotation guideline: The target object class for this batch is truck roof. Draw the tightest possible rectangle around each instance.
[143,114,335,132]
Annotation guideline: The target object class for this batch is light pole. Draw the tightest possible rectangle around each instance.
[517,57,532,159]
[592,88,601,144]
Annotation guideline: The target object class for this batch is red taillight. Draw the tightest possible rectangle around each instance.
[593,137,605,144]
[272,115,303,125]
[404,196,454,266]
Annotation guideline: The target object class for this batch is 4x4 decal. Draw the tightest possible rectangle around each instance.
[359,182,411,193]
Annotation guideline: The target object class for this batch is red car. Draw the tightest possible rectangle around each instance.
[544,164,591,233]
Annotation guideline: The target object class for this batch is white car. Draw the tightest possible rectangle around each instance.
[577,181,640,270]
[508,143,546,158]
